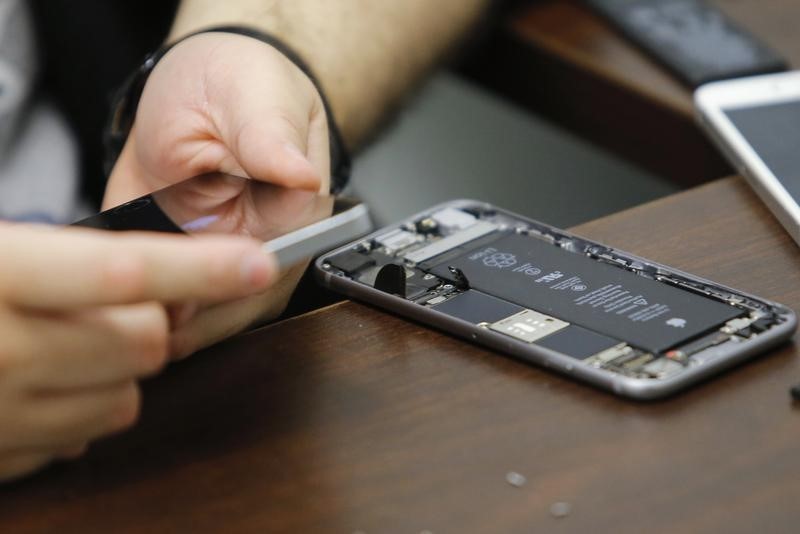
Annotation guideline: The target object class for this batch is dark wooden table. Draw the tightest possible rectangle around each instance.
[2,176,799,533]
[468,0,800,186]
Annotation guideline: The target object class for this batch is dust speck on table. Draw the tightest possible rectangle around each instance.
[550,501,572,518]
[505,471,527,487]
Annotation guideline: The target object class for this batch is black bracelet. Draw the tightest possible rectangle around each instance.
[103,26,351,194]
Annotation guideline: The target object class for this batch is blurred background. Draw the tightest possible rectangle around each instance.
[351,0,776,227]
[350,71,677,227]
[17,0,784,228]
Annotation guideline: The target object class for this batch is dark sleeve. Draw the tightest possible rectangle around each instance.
[29,0,179,208]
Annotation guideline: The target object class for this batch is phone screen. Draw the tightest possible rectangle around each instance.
[73,173,341,242]
[723,99,800,203]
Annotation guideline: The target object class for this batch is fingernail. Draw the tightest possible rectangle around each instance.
[240,250,275,289]
[284,143,323,191]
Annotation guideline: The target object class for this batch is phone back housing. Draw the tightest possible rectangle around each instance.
[315,200,796,399]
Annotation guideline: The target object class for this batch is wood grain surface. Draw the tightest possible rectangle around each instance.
[470,0,800,185]
[2,177,798,533]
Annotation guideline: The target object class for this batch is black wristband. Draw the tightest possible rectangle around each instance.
[104,26,351,193]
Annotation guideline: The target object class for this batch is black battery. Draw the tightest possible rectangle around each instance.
[427,233,741,354]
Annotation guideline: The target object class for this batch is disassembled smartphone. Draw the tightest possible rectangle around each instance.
[315,201,797,399]
[73,173,371,268]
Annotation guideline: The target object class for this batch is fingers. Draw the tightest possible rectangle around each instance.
[0,451,55,482]
[167,301,199,330]
[170,262,307,359]
[56,443,89,459]
[0,224,278,310]
[1,382,141,451]
[0,299,160,480]
[8,303,170,390]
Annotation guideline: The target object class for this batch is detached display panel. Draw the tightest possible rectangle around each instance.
[315,201,796,399]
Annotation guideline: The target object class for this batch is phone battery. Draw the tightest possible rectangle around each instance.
[427,233,742,353]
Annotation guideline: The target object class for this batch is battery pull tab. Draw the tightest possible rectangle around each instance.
[374,263,407,297]
[447,266,471,290]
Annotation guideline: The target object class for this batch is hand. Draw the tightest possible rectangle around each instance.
[0,223,277,481]
[105,31,332,355]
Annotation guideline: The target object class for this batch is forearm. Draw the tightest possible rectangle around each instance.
[169,0,489,148]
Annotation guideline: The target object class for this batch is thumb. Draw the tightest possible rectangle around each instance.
[230,117,327,193]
